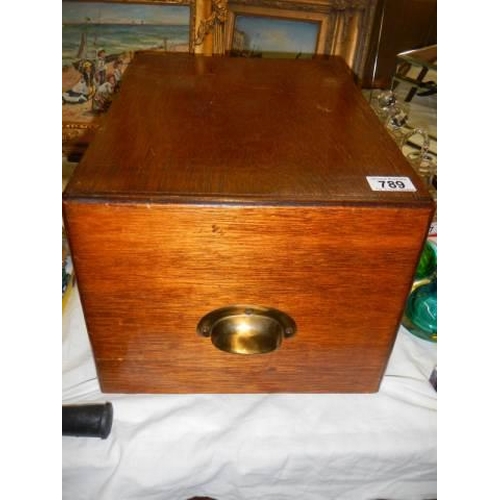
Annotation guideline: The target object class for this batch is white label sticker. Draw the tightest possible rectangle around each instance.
[366,176,416,192]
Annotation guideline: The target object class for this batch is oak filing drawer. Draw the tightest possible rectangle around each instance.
[62,52,435,393]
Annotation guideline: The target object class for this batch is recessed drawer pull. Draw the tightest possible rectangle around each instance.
[197,305,296,355]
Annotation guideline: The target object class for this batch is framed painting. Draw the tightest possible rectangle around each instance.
[62,0,195,157]
[230,14,321,59]
[220,0,377,82]
[224,2,331,59]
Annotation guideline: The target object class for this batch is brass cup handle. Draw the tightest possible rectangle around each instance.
[197,305,296,355]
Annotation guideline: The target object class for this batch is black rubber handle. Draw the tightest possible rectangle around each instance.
[62,402,113,439]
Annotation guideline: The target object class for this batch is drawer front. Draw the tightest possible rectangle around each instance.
[63,202,432,393]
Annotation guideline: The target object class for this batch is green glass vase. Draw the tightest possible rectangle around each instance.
[402,240,437,342]
[402,277,437,342]
[414,240,437,280]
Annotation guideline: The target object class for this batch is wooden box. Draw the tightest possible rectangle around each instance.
[63,52,435,394]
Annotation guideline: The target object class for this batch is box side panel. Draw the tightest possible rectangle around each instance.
[63,202,433,393]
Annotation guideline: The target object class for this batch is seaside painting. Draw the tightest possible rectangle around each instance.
[62,1,191,126]
[231,15,319,59]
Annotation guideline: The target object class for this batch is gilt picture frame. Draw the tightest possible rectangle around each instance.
[62,0,378,157]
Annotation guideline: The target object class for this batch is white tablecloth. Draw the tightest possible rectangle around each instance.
[62,287,437,500]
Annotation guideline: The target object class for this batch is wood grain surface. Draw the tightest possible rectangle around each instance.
[64,52,431,205]
[63,202,433,393]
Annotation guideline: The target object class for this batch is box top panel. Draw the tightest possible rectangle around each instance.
[64,52,433,206]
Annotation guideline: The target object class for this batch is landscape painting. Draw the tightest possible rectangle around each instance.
[62,1,191,127]
[230,15,319,59]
